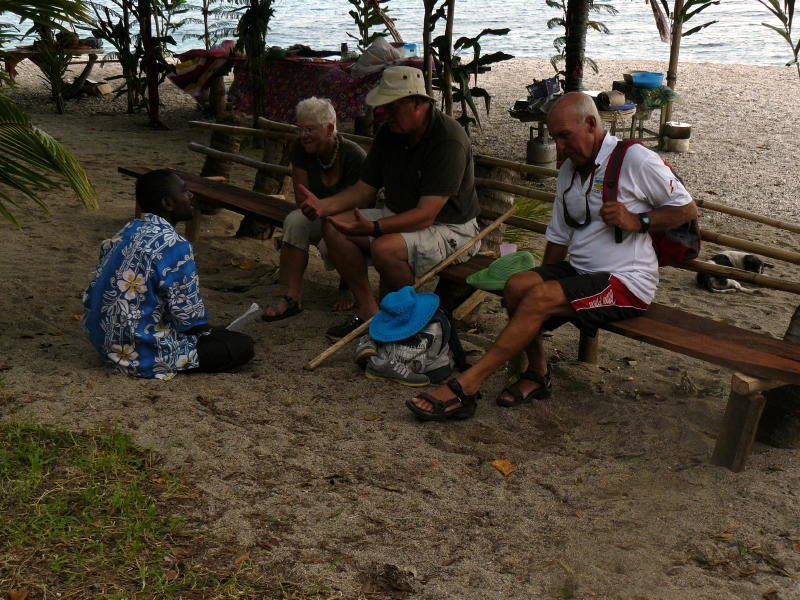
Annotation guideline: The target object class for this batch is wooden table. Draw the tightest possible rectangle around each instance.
[4,47,104,98]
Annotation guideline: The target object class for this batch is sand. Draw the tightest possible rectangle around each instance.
[1,56,800,599]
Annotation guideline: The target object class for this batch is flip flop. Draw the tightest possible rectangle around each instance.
[261,295,303,322]
[405,379,480,421]
[496,363,552,407]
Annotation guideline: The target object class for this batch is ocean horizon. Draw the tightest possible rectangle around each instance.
[2,0,794,68]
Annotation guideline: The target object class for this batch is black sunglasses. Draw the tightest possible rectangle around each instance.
[561,165,597,229]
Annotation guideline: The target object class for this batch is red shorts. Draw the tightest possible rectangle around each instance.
[534,261,649,337]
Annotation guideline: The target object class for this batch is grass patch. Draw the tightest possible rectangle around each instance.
[0,423,331,599]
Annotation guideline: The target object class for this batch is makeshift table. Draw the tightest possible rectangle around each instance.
[227,57,422,123]
[4,47,105,98]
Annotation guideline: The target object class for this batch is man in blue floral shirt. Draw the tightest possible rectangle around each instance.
[83,170,254,379]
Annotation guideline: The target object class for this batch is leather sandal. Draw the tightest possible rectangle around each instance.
[496,362,552,407]
[261,295,303,322]
[405,379,480,421]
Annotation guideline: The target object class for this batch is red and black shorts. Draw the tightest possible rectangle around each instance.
[534,261,649,337]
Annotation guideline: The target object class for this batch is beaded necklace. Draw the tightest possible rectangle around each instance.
[318,135,340,170]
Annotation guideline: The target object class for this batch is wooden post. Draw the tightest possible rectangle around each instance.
[711,388,767,472]
[198,112,244,214]
[577,331,598,363]
[475,165,515,255]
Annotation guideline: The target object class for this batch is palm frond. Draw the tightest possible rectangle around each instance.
[0,95,97,228]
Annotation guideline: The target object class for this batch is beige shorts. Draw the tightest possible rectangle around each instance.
[281,208,333,268]
[359,207,481,277]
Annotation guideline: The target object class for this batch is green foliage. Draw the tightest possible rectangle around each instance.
[429,14,514,132]
[181,0,240,49]
[0,94,97,227]
[30,26,72,114]
[346,0,390,52]
[679,0,720,37]
[758,0,800,77]
[233,0,277,124]
[546,0,618,78]
[502,195,551,252]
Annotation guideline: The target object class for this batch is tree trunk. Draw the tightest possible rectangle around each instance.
[422,0,435,95]
[139,0,162,128]
[236,135,288,238]
[197,112,245,214]
[207,75,227,118]
[756,306,800,447]
[475,165,515,255]
[442,0,455,116]
[564,0,590,92]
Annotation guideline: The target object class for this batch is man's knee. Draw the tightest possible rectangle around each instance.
[504,271,543,304]
[371,234,407,268]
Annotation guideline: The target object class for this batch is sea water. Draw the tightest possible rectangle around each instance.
[2,0,793,67]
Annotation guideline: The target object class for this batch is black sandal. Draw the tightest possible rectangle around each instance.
[261,295,303,322]
[496,362,552,407]
[405,379,480,421]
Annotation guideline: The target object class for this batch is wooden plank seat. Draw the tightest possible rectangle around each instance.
[438,253,800,471]
[119,166,295,240]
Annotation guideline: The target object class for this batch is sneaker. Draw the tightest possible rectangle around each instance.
[326,314,365,339]
[365,356,430,387]
[353,335,378,368]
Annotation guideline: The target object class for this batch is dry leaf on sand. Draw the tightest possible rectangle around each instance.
[491,459,517,476]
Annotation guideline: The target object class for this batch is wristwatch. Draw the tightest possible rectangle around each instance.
[638,213,651,233]
[372,219,383,238]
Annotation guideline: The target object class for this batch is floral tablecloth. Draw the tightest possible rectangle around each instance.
[227,57,421,122]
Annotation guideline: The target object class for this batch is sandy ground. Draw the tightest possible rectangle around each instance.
[2,56,800,599]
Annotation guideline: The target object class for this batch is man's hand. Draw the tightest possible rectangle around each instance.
[599,201,641,232]
[327,208,375,237]
[297,183,327,221]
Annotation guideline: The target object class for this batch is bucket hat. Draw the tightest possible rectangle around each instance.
[466,251,536,291]
[365,66,433,107]
[370,286,440,342]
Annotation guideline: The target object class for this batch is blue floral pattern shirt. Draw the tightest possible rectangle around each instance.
[82,213,209,379]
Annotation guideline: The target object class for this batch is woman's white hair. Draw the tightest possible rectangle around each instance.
[296,96,337,132]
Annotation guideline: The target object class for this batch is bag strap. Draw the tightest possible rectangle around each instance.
[602,140,643,244]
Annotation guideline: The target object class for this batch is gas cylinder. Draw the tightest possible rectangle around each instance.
[525,124,556,180]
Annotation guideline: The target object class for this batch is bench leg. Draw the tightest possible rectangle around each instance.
[578,331,598,363]
[184,208,201,242]
[134,200,142,219]
[711,388,767,472]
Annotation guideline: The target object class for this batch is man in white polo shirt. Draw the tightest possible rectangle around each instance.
[406,91,697,421]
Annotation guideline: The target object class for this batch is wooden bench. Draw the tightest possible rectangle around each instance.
[438,253,800,472]
[118,166,295,242]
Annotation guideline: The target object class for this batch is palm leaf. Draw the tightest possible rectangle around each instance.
[0,95,97,228]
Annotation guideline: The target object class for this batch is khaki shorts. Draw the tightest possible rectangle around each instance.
[281,208,333,269]
[359,207,481,277]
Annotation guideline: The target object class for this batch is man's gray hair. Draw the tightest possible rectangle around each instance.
[563,91,601,123]
[296,96,337,133]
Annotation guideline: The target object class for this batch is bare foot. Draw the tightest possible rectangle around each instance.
[330,293,355,312]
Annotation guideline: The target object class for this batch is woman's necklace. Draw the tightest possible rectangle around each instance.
[318,135,339,171]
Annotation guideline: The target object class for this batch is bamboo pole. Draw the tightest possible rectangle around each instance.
[696,198,800,234]
[678,260,800,294]
[187,142,292,176]
[189,120,280,138]
[304,204,518,370]
[475,177,555,203]
[701,230,800,266]
[474,153,559,178]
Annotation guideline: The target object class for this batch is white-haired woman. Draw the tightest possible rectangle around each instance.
[262,96,367,321]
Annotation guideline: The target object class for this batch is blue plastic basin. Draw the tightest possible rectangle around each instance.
[630,71,664,88]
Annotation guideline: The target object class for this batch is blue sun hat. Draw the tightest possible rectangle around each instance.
[370,286,440,342]
[466,251,536,291]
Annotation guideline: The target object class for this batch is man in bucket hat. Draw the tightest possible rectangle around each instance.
[407,92,696,421]
[294,66,481,339]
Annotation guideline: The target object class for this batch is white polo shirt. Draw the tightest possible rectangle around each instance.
[546,133,693,304]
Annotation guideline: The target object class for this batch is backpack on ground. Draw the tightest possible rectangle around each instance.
[602,139,700,267]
